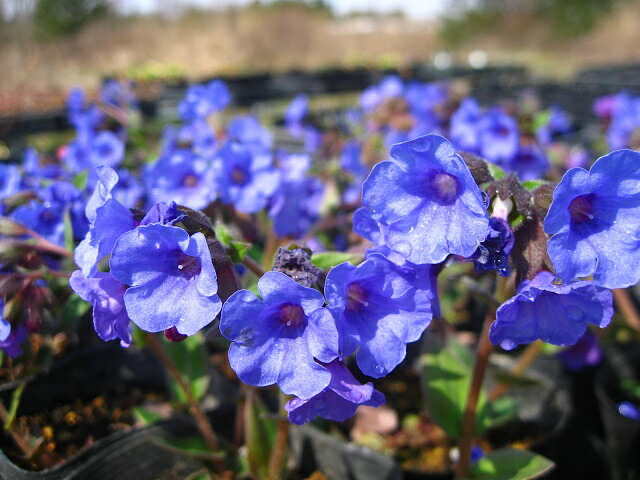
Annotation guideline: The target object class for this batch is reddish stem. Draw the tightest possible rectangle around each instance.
[145,333,224,470]
[455,308,495,479]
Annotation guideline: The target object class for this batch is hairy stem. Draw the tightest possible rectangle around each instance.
[488,340,543,401]
[267,392,290,480]
[145,333,223,465]
[242,255,267,278]
[261,230,280,272]
[455,308,495,479]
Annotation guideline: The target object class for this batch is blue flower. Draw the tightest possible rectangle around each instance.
[618,402,640,421]
[477,108,520,166]
[450,98,482,153]
[361,134,489,264]
[67,87,103,134]
[100,79,138,110]
[544,149,640,288]
[145,149,217,210]
[269,176,324,238]
[340,140,365,177]
[22,148,67,187]
[64,130,125,172]
[0,307,10,344]
[359,75,404,112]
[285,359,385,425]
[405,81,447,121]
[284,94,309,127]
[536,105,572,146]
[226,115,273,152]
[605,93,640,150]
[0,164,22,200]
[324,253,434,377]
[214,141,280,213]
[69,271,132,347]
[162,120,218,159]
[110,223,221,336]
[75,167,137,277]
[178,80,231,121]
[557,330,602,372]
[269,153,323,238]
[468,217,514,277]
[0,323,27,358]
[220,271,338,399]
[504,144,550,181]
[140,201,186,226]
[13,182,87,247]
[489,271,613,350]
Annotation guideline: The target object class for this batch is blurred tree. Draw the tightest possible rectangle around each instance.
[32,0,110,39]
[440,0,625,46]
[538,0,620,36]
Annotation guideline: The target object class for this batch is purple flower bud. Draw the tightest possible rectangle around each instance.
[285,359,385,425]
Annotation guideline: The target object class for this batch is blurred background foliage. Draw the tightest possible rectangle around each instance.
[0,0,639,113]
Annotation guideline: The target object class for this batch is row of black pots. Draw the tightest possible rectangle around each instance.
[0,341,637,479]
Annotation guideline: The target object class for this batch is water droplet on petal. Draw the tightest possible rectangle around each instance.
[392,241,412,258]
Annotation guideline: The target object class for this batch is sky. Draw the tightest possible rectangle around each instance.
[118,0,447,19]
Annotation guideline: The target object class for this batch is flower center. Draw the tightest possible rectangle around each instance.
[568,194,595,224]
[231,166,250,186]
[495,125,510,137]
[183,174,198,188]
[428,172,460,204]
[176,252,201,278]
[345,282,369,312]
[277,303,306,327]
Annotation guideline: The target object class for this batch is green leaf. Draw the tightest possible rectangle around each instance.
[63,208,75,252]
[214,223,252,262]
[133,407,164,425]
[4,381,26,430]
[245,390,278,480]
[488,396,520,426]
[533,110,552,132]
[163,333,210,404]
[540,342,563,355]
[521,180,547,192]
[469,448,554,480]
[58,293,91,331]
[487,163,506,181]
[311,252,362,269]
[132,324,147,349]
[420,335,491,439]
[229,240,252,263]
[214,223,233,246]
[621,379,640,399]
[73,171,89,190]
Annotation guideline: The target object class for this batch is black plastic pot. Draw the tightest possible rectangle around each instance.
[595,344,640,480]
[482,354,571,480]
[289,425,403,480]
[0,344,233,480]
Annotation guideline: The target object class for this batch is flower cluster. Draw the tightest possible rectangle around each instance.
[220,249,437,424]
[2,69,636,437]
[71,168,222,345]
